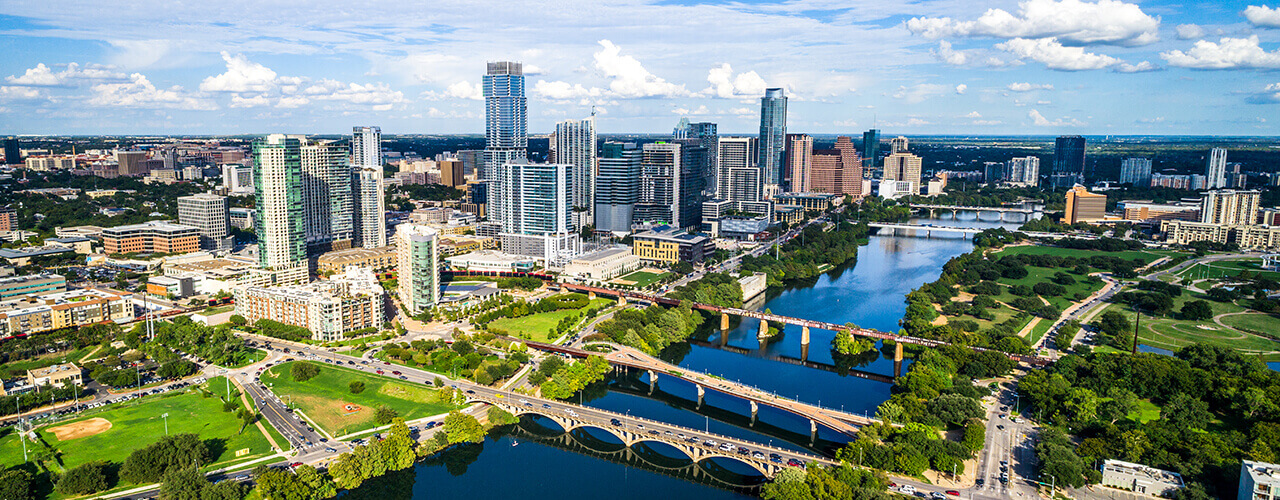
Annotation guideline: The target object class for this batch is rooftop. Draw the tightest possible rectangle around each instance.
[570,246,634,264]
[0,246,74,259]
[103,220,199,234]
[1244,460,1280,484]
[1102,460,1184,486]
[28,363,81,378]
[317,246,395,264]
[634,225,710,244]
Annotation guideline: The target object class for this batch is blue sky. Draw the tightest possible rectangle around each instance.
[0,0,1278,136]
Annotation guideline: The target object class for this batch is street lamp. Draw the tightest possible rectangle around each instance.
[162,412,170,435]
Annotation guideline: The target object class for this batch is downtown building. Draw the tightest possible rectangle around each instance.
[554,117,596,230]
[352,127,387,250]
[595,142,641,236]
[637,142,707,230]
[394,223,440,315]
[757,88,787,198]
[177,193,232,252]
[785,134,812,193]
[102,221,201,255]
[882,152,923,197]
[495,162,582,265]
[1119,158,1152,186]
[300,138,354,254]
[1049,135,1086,189]
[862,129,881,173]
[810,147,863,198]
[252,134,308,273]
[482,61,528,183]
[1205,147,1228,189]
[234,267,384,342]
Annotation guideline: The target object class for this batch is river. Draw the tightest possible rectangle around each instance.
[352,212,1028,499]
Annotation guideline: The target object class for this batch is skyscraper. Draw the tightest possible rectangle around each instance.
[116,150,148,176]
[1063,186,1106,224]
[178,193,232,252]
[1206,148,1228,189]
[2,137,19,166]
[482,61,528,182]
[676,141,709,227]
[883,152,923,195]
[496,163,575,236]
[555,117,596,228]
[810,148,862,197]
[301,139,353,253]
[394,223,439,315]
[717,137,759,203]
[1008,157,1040,186]
[253,134,306,269]
[352,167,386,248]
[351,126,382,169]
[1200,189,1260,225]
[595,142,641,235]
[785,134,813,193]
[1119,158,1152,186]
[890,136,909,154]
[862,130,881,171]
[757,88,787,197]
[689,122,719,196]
[1051,135,1086,188]
[672,117,691,139]
[833,136,863,192]
[637,142,680,226]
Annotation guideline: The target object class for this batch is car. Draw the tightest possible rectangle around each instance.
[703,440,716,447]
[719,443,733,452]
[975,479,984,486]
[376,370,384,374]
[752,451,765,459]
[997,425,1005,430]
[899,485,916,494]
[466,390,475,394]
[787,458,803,467]
[392,371,401,375]
[325,447,336,453]
[542,403,551,409]
[289,462,303,467]
[399,376,407,380]
[931,492,947,499]
[610,419,622,426]
[383,361,391,365]
[736,447,749,455]
[946,491,960,496]
[648,430,659,436]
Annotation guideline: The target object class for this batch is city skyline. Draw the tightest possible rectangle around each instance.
[0,0,1278,136]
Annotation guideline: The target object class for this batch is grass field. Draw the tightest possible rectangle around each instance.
[1175,259,1280,281]
[0,346,100,377]
[261,361,458,437]
[1028,318,1055,345]
[999,266,1106,310]
[614,270,672,288]
[1093,293,1280,356]
[487,297,613,342]
[222,348,267,369]
[3,389,274,472]
[995,245,1172,266]
[1129,400,1161,423]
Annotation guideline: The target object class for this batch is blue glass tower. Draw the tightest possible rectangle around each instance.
[757,88,787,195]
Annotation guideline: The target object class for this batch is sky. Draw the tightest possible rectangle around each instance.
[0,0,1278,136]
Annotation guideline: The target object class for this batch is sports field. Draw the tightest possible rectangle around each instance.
[613,270,672,289]
[261,361,458,437]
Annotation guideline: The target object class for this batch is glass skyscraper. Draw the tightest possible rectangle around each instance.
[757,88,787,196]
[862,129,881,172]
[253,134,306,269]
[595,142,641,235]
[483,61,527,182]
[554,117,596,228]
[395,223,439,315]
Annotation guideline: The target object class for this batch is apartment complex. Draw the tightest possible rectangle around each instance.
[234,267,384,342]
[395,224,440,316]
[632,225,714,264]
[1240,461,1280,500]
[0,274,67,300]
[1201,190,1261,225]
[316,246,397,273]
[883,152,923,195]
[102,221,201,255]
[0,288,135,338]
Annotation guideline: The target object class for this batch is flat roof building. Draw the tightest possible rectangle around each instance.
[0,273,67,300]
[1101,460,1183,497]
[234,267,384,342]
[632,225,714,264]
[0,288,135,338]
[316,246,397,273]
[1064,186,1107,224]
[1241,460,1280,500]
[445,250,538,273]
[27,363,83,390]
[563,246,643,284]
[102,221,201,255]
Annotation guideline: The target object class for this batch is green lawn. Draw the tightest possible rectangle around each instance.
[998,265,1106,310]
[1175,259,1280,281]
[17,389,273,471]
[1028,318,1054,345]
[487,298,613,342]
[995,245,1171,265]
[615,270,672,288]
[261,361,458,437]
[221,348,267,369]
[1129,399,1161,423]
[0,346,100,377]
[1093,294,1280,355]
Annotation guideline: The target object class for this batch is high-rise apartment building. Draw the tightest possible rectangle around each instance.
[862,130,881,171]
[1063,186,1107,224]
[222,164,253,193]
[482,61,527,182]
[810,149,862,197]
[689,122,718,195]
[253,134,306,269]
[496,163,575,236]
[890,136,909,154]
[883,152,923,195]
[757,88,787,196]
[1200,189,1260,226]
[555,117,596,227]
[637,142,681,226]
[833,136,862,183]
[1008,157,1040,186]
[457,149,484,177]
[1119,158,1152,186]
[352,167,386,248]
[595,142,641,235]
[1206,147,1228,189]
[3,137,19,166]
[717,137,759,202]
[301,139,353,253]
[177,193,232,251]
[1051,135,1086,188]
[785,134,813,193]
[1239,461,1280,500]
[394,224,440,315]
[440,160,465,187]
[351,126,382,169]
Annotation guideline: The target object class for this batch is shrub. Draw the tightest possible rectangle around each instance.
[349,381,366,394]
[374,406,398,425]
[291,361,320,382]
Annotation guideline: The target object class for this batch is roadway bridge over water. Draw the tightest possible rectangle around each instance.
[909,203,1041,222]
[868,223,983,237]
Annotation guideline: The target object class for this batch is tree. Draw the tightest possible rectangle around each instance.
[487,406,519,426]
[444,411,486,444]
[1164,393,1211,430]
[1180,300,1213,321]
[926,394,984,426]
[229,314,246,326]
[0,469,33,500]
[374,406,398,425]
[120,433,211,484]
[291,361,320,382]
[349,381,366,394]
[962,419,986,453]
[56,461,110,495]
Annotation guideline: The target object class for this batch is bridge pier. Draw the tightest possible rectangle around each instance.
[750,401,758,427]
[757,318,769,338]
[801,326,811,361]
[893,342,904,379]
[618,295,627,306]
[720,312,729,331]
[589,291,597,300]
[810,419,818,446]
[697,385,705,409]
[648,370,657,395]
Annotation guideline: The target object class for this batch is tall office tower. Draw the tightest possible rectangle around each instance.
[177,193,232,251]
[890,136,909,154]
[1063,186,1106,224]
[757,88,787,197]
[689,122,719,195]
[637,142,681,226]
[2,137,19,165]
[352,167,386,248]
[116,150,148,176]
[162,148,177,169]
[833,136,863,186]
[482,61,527,182]
[1206,148,1228,189]
[883,152,923,194]
[717,137,758,201]
[352,126,382,169]
[985,163,1008,184]
[1119,158,1153,186]
[810,149,862,197]
[440,160,465,187]
[1051,135,1086,188]
[674,139,709,228]
[394,223,440,315]
[1227,163,1248,189]
[555,117,596,228]
[595,142,641,235]
[300,139,353,253]
[862,129,881,171]
[785,134,813,193]
[672,117,691,139]
[1008,156,1041,186]
[457,149,484,177]
[1200,189,1261,226]
[253,134,306,269]
[496,163,575,236]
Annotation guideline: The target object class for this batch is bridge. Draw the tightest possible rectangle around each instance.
[467,389,837,478]
[561,284,1052,367]
[909,203,1039,222]
[868,223,983,237]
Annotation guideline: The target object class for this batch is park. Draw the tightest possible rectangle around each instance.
[261,361,459,437]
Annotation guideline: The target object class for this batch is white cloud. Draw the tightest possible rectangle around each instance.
[230,94,271,108]
[0,86,45,100]
[1116,61,1160,72]
[702,63,767,98]
[882,118,933,127]
[955,84,968,94]
[906,0,1161,46]
[5,63,128,87]
[1028,109,1084,126]
[275,96,310,108]
[1175,24,1205,40]
[593,40,689,98]
[1246,82,1280,103]
[1136,117,1166,123]
[730,107,753,115]
[673,105,711,115]
[1244,5,1280,28]
[972,120,1003,125]
[423,80,483,100]
[997,37,1121,70]
[88,73,215,110]
[965,111,983,118]
[891,83,949,103]
[305,80,404,105]
[533,80,603,100]
[833,119,859,127]
[1007,82,1054,92]
[1161,36,1280,69]
[199,52,277,93]
[933,41,971,66]
[6,64,61,86]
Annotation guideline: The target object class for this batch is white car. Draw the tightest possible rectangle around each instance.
[900,485,916,494]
